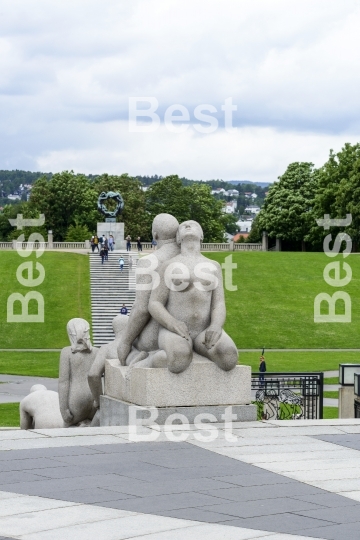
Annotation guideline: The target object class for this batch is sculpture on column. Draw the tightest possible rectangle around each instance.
[59,318,98,426]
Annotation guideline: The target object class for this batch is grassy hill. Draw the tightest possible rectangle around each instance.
[0,250,358,351]
[206,252,360,349]
[0,251,90,348]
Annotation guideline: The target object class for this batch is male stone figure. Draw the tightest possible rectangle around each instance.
[148,220,238,373]
[88,314,147,408]
[20,385,64,429]
[59,318,98,426]
[117,213,180,366]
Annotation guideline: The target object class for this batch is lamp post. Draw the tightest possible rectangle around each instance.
[354,373,360,418]
[339,364,360,418]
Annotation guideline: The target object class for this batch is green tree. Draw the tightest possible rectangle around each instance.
[65,223,91,242]
[308,143,360,249]
[258,162,317,251]
[145,175,191,225]
[246,214,262,243]
[145,176,229,242]
[29,171,97,240]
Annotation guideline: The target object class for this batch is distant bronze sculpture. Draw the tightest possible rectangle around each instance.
[97,191,124,218]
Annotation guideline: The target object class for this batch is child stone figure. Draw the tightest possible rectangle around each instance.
[58,318,99,426]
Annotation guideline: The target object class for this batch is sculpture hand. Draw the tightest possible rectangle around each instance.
[172,320,190,341]
[117,341,131,366]
[63,409,74,424]
[203,326,222,349]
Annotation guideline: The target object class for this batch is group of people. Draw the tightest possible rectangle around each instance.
[91,234,115,256]
[125,235,143,252]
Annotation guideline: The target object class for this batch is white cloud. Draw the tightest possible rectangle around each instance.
[0,0,359,180]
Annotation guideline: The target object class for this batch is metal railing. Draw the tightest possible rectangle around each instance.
[252,372,324,420]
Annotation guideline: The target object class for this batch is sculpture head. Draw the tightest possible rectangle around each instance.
[176,220,204,245]
[67,318,92,353]
[152,213,179,241]
[112,314,129,336]
[30,384,47,393]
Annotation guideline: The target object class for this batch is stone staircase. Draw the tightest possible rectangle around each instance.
[89,251,139,347]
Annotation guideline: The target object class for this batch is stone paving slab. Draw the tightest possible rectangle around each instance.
[4,421,360,538]
[0,375,58,404]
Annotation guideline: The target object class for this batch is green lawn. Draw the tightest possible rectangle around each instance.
[206,252,360,349]
[0,403,20,427]
[324,377,339,385]
[240,351,359,373]
[0,252,90,348]
[323,407,338,419]
[323,391,339,399]
[0,352,59,377]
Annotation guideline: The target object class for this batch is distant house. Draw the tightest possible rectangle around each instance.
[227,189,239,197]
[251,193,258,199]
[244,205,260,215]
[223,200,237,214]
[236,219,253,232]
[233,232,249,241]
[8,194,21,201]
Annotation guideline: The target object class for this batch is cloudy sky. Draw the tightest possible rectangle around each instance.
[1,0,360,182]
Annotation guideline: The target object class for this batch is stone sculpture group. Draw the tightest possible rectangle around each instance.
[20,214,252,429]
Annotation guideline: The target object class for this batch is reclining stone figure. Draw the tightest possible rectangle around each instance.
[20,384,64,429]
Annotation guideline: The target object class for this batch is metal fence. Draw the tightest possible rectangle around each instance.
[251,372,324,420]
[355,399,360,418]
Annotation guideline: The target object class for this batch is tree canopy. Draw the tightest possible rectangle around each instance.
[258,162,318,249]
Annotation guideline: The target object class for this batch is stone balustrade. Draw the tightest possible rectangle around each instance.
[1,240,264,251]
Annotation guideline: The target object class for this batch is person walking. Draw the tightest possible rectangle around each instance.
[100,245,106,265]
[108,234,115,251]
[137,236,142,252]
[120,304,128,315]
[104,241,109,261]
[151,238,157,250]
[126,235,131,251]
[259,354,266,387]
[93,235,99,252]
[90,236,95,253]
[118,256,125,272]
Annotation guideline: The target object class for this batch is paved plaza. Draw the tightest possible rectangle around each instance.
[1,420,360,539]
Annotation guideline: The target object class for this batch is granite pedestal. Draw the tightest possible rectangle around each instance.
[100,356,257,425]
[97,222,124,250]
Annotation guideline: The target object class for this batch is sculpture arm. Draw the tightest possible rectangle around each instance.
[117,256,155,365]
[20,398,33,430]
[148,265,190,340]
[58,349,73,423]
[88,346,107,408]
[204,263,226,349]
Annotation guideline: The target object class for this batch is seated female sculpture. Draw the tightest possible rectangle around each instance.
[59,318,98,426]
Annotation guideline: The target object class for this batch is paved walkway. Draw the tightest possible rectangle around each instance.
[1,419,360,538]
[0,376,58,404]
